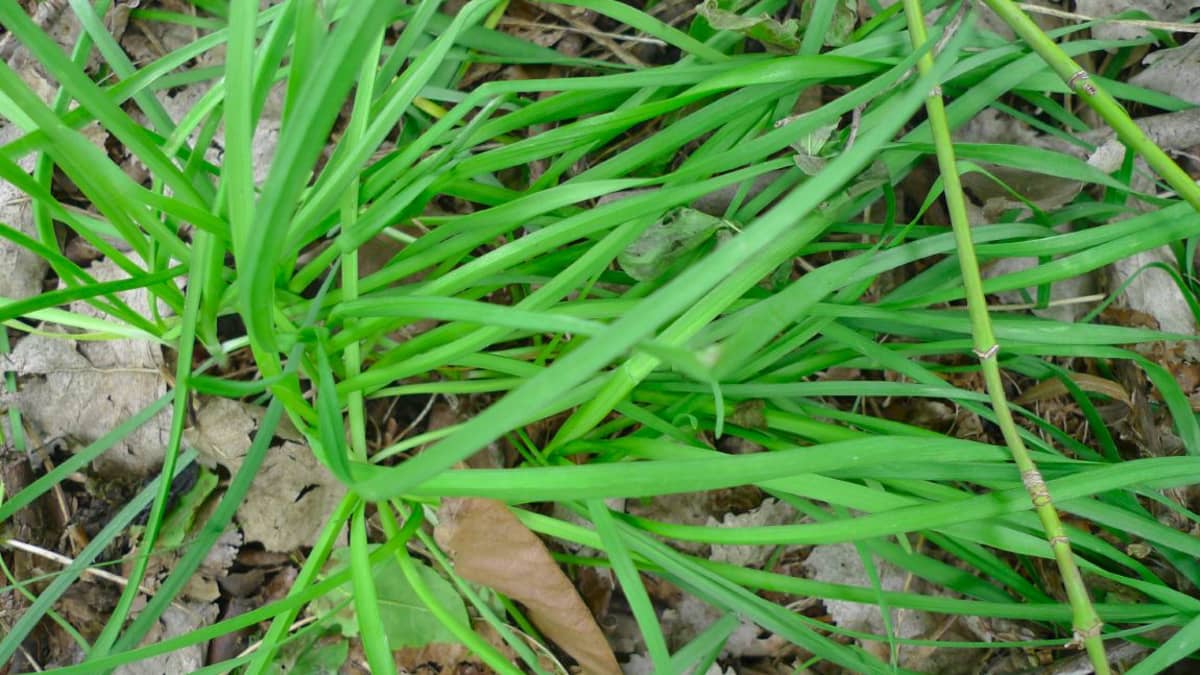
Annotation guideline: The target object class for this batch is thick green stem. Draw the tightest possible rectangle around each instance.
[902,2,1110,672]
[982,0,1200,212]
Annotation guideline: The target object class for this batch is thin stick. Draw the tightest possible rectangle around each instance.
[2,539,157,596]
[901,2,1111,672]
[233,615,319,661]
[498,17,667,46]
[1016,3,1200,34]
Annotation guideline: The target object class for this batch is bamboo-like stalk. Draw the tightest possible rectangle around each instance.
[981,0,1200,212]
[901,2,1111,672]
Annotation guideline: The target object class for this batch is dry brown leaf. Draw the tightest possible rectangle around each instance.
[435,497,620,675]
[1015,373,1131,407]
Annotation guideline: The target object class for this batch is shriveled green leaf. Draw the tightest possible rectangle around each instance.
[158,466,219,549]
[697,0,802,52]
[801,0,857,47]
[617,207,733,281]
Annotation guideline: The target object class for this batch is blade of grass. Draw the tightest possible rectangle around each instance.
[350,501,395,674]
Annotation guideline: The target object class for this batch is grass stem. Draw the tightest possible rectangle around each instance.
[902,2,1111,671]
[981,0,1200,213]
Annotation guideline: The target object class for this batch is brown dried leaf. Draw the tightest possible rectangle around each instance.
[435,498,620,675]
[1015,373,1131,407]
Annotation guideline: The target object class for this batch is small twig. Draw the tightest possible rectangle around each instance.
[1,538,157,596]
[396,392,438,442]
[538,4,647,68]
[846,105,864,152]
[1016,2,1200,34]
[18,644,44,673]
[894,1,969,89]
[498,17,667,46]
[8,621,45,674]
[232,615,319,662]
[934,0,970,57]
[20,425,81,554]
[987,293,1108,311]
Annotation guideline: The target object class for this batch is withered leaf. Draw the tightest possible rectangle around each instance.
[435,498,620,675]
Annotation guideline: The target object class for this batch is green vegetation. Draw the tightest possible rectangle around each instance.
[2,0,1200,672]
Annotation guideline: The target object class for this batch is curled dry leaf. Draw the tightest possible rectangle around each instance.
[954,109,1085,218]
[1015,373,1132,407]
[1109,242,1197,338]
[435,497,621,675]
[1087,108,1200,173]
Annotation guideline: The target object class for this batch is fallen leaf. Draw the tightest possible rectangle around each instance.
[0,123,48,301]
[660,594,779,660]
[1076,0,1191,40]
[435,497,620,675]
[394,619,564,674]
[1,324,170,477]
[799,0,857,47]
[158,466,219,549]
[1108,247,1196,336]
[185,399,336,551]
[115,602,218,675]
[236,440,347,551]
[802,543,987,673]
[1087,108,1200,173]
[697,0,801,53]
[277,635,347,675]
[953,110,1085,217]
[618,207,731,282]
[1015,373,1132,407]
[1130,35,1200,105]
[705,498,796,568]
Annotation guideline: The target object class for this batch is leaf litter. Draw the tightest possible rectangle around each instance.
[2,261,172,478]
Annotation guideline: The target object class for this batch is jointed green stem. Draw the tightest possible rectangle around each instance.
[902,2,1111,672]
[981,0,1200,213]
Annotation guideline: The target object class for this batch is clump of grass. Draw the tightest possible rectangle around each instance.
[2,1,1199,673]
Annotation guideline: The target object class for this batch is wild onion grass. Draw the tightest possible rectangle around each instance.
[0,1,1198,672]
